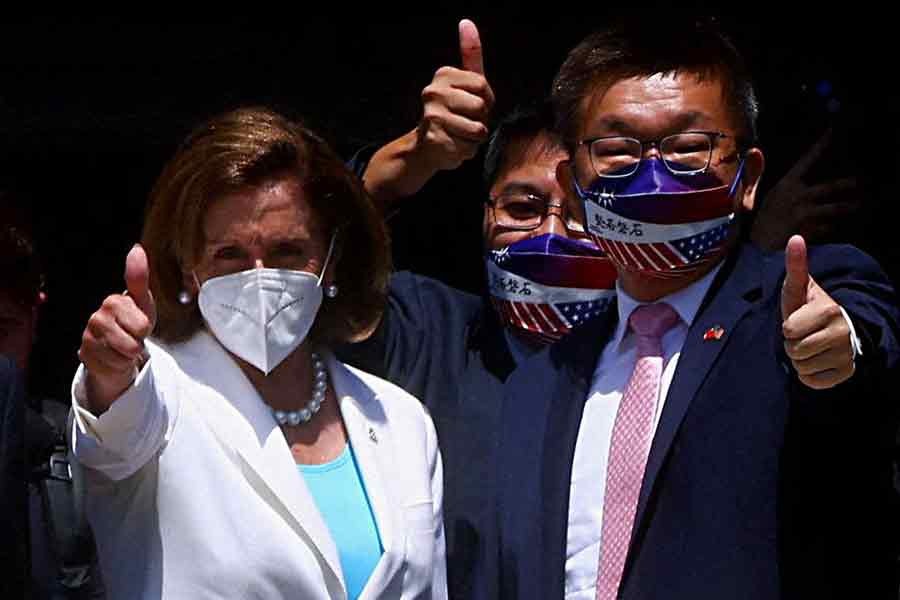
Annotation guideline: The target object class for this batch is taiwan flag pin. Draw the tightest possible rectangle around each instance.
[703,325,725,341]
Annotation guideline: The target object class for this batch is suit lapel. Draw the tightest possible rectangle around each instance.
[327,356,406,599]
[630,245,765,554]
[539,306,619,594]
[172,331,345,596]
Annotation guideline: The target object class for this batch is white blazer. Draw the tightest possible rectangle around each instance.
[70,330,447,600]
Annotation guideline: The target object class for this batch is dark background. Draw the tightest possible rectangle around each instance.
[1,14,897,400]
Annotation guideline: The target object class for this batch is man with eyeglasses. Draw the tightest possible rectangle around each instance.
[478,102,616,353]
[483,17,900,600]
[338,21,616,600]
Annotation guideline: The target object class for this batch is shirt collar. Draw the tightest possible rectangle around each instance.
[611,263,724,350]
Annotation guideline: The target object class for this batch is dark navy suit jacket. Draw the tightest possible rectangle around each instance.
[480,243,900,600]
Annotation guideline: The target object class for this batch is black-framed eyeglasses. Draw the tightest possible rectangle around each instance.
[579,131,735,178]
[485,192,587,236]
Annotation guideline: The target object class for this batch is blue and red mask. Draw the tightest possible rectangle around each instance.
[486,233,617,345]
[573,158,745,279]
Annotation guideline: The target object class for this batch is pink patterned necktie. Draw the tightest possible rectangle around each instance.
[595,302,680,600]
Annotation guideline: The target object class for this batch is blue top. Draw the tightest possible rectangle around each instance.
[299,444,383,600]
[333,271,511,600]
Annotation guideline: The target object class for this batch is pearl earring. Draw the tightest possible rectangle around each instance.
[178,290,192,305]
[325,284,339,299]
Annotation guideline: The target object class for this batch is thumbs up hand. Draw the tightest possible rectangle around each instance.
[79,244,157,414]
[781,235,856,389]
[359,20,496,207]
[416,18,495,171]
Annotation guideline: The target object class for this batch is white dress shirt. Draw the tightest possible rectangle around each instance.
[563,265,721,599]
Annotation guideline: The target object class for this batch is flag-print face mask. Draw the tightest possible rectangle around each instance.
[573,158,745,280]
[485,233,617,346]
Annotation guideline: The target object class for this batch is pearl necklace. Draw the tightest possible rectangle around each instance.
[272,352,327,426]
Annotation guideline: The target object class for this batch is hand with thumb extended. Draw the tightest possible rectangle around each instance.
[781,235,855,389]
[79,244,157,414]
[416,18,495,172]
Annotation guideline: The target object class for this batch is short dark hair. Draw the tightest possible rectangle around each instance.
[552,17,758,152]
[483,99,565,188]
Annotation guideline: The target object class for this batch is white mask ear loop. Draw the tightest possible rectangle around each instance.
[192,271,202,291]
[317,231,339,286]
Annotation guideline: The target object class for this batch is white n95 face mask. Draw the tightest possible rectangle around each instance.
[197,234,337,375]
